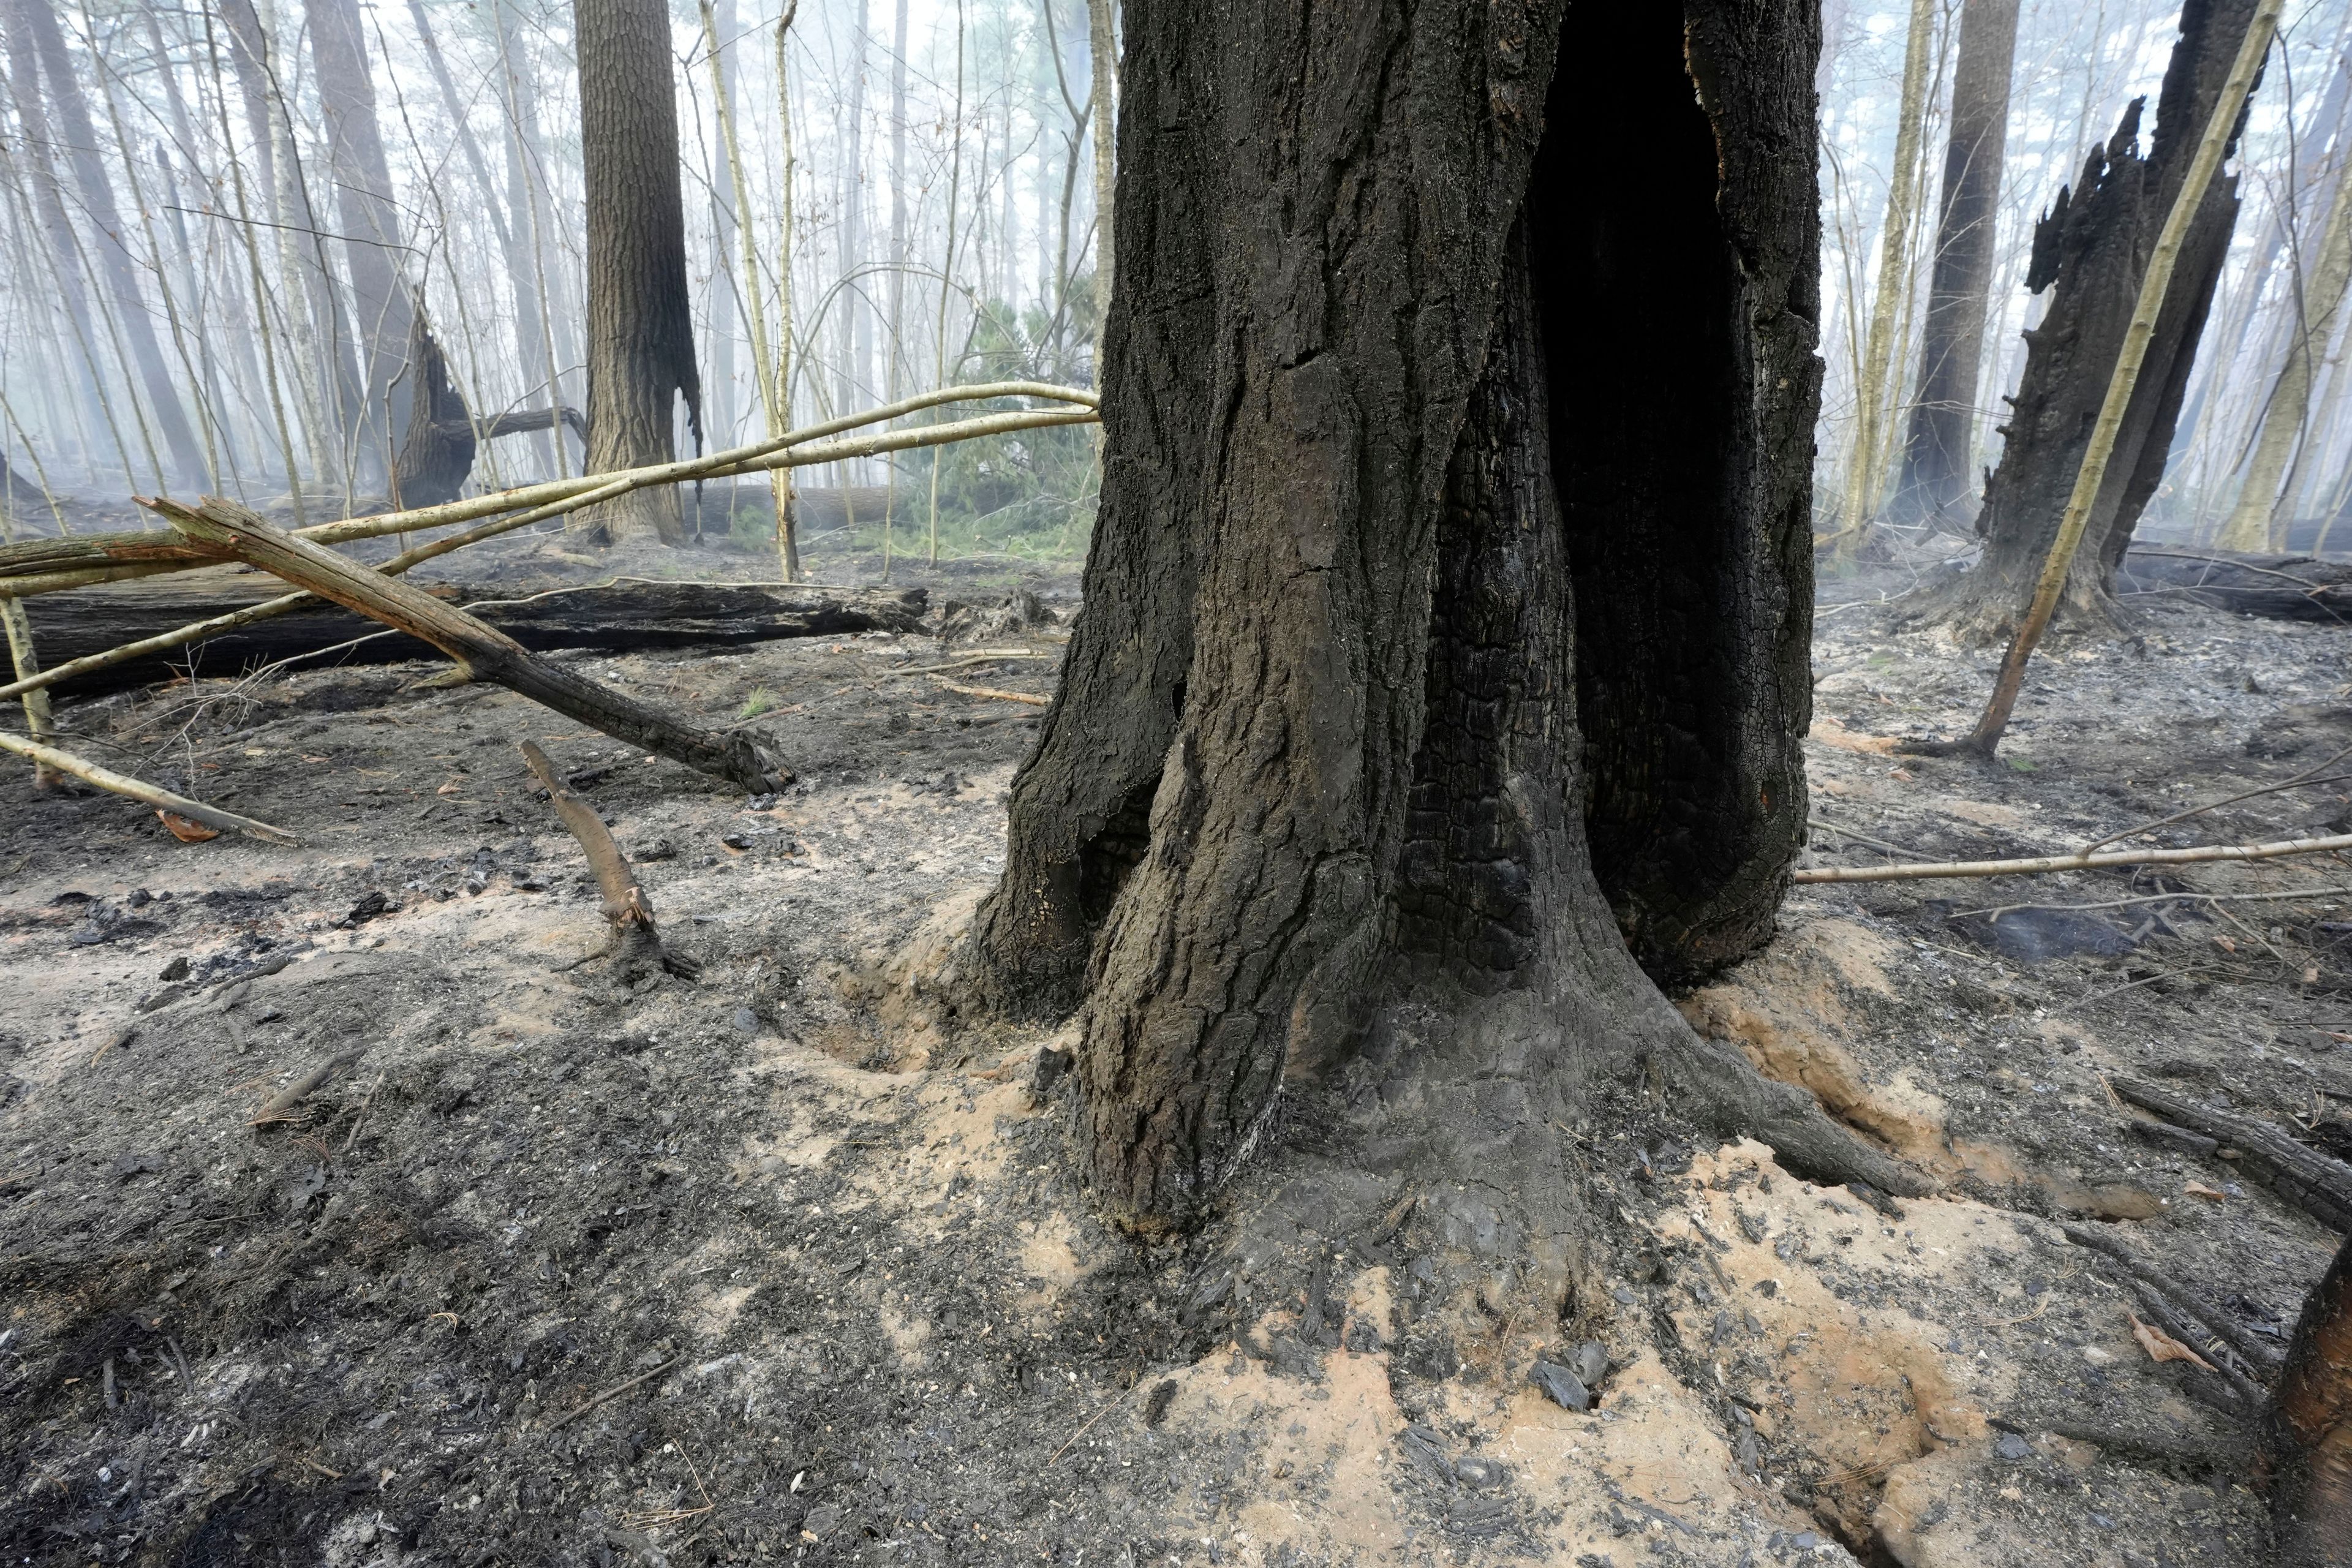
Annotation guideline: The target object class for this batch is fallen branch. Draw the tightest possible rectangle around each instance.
[1791,831,2352,884]
[2060,1221,2284,1376]
[545,1357,679,1435]
[2080,739,2352,853]
[249,1050,362,1126]
[149,498,786,793]
[934,679,1049,706]
[519,740,698,980]
[0,728,299,843]
[877,649,1041,679]
[0,384,1098,600]
[2109,1076,2352,1234]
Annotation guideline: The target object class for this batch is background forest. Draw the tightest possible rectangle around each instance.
[0,0,1107,564]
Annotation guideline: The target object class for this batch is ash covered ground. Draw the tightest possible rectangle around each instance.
[2,536,2348,1567]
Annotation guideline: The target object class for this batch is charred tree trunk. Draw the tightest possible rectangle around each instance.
[391,307,584,509]
[1892,0,2021,530]
[571,0,702,545]
[1928,0,2263,643]
[303,0,416,481]
[2273,1232,2352,1567]
[964,0,1912,1240]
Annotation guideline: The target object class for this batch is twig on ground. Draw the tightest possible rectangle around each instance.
[249,1050,362,1126]
[0,728,299,843]
[2079,741,2352,853]
[1792,831,2352,884]
[1047,1379,1142,1465]
[933,679,1048,707]
[878,650,1044,679]
[2060,1222,2284,1376]
[1807,816,1936,861]
[518,741,699,979]
[86,1026,134,1068]
[341,1072,387,1155]
[1953,885,2352,921]
[545,1358,679,1435]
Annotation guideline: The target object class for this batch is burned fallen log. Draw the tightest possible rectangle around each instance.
[151,498,789,793]
[21,570,927,697]
[2117,548,2352,622]
[2111,1075,2352,1232]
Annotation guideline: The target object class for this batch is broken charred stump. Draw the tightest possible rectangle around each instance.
[962,0,1923,1255]
[2115,548,2352,623]
[19,572,927,697]
[1922,0,2264,643]
[146,497,788,793]
[2274,1232,2352,1567]
[392,303,584,509]
[518,740,699,981]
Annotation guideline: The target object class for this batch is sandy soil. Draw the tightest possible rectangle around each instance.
[2,540,2347,1567]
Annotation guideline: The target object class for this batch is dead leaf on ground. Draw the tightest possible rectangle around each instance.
[2184,1180,2230,1202]
[435,780,462,795]
[156,811,219,843]
[2127,1309,2215,1370]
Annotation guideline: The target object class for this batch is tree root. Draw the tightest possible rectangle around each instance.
[1644,1031,1939,1198]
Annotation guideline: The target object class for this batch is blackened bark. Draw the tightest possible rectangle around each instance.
[2272,1232,2352,1567]
[572,0,702,545]
[970,0,1896,1235]
[10,0,208,488]
[1891,0,2021,529]
[1928,0,2260,643]
[304,0,417,475]
[391,307,582,508]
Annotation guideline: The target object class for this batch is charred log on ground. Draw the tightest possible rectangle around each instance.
[24,573,927,696]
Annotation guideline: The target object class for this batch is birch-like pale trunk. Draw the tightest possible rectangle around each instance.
[1835,0,1939,552]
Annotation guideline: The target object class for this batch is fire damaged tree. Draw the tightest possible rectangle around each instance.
[391,306,584,509]
[571,0,703,545]
[1928,0,2263,643]
[960,0,1923,1281]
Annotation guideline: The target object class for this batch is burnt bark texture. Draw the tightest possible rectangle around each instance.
[2273,1232,2352,1567]
[572,0,703,546]
[304,0,417,478]
[965,0,1912,1239]
[391,307,584,508]
[1891,0,2021,529]
[1927,0,2261,643]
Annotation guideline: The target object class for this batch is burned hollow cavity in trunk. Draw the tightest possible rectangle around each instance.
[971,0,1852,1235]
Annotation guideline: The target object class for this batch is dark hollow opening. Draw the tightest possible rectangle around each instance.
[1524,4,1749,948]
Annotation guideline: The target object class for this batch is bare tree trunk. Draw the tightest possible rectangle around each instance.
[570,0,701,545]
[1892,0,2021,530]
[775,6,801,578]
[222,0,364,493]
[1833,0,1938,549]
[1926,0,2267,642]
[701,0,794,575]
[303,0,415,486]
[492,0,571,481]
[2218,135,2352,551]
[0,20,124,489]
[7,0,208,490]
[1085,0,1115,381]
[838,0,871,483]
